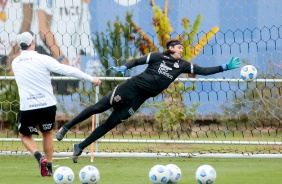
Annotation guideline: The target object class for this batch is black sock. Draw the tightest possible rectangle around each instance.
[47,162,52,173]
[34,151,42,163]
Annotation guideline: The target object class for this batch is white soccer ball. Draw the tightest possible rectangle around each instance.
[149,164,170,184]
[240,65,257,81]
[166,164,182,183]
[195,164,217,184]
[79,165,100,184]
[53,166,75,184]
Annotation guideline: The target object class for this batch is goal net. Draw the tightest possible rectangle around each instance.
[0,0,281,158]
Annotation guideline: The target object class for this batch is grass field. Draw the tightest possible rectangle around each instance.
[0,156,281,184]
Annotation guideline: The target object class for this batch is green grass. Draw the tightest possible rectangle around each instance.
[0,156,281,184]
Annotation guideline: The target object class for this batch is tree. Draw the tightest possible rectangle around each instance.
[0,72,19,132]
[92,12,142,96]
[134,0,219,61]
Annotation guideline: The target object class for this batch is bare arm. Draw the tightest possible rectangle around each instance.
[125,52,161,69]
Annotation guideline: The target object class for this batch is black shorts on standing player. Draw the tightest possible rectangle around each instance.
[18,105,56,135]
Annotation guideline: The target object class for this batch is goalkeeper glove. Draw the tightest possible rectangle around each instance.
[222,57,241,71]
[117,65,127,74]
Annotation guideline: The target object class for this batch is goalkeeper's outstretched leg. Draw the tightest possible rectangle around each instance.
[56,95,112,141]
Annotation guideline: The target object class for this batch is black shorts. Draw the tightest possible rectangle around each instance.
[106,80,147,120]
[18,105,57,135]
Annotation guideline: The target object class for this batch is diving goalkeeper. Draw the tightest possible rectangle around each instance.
[56,39,241,163]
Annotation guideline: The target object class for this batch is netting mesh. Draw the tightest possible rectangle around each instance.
[0,0,281,157]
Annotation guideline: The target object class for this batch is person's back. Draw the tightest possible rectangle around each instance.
[12,50,57,110]
[13,32,100,110]
[12,31,101,176]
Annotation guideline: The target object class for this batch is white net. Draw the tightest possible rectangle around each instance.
[0,0,281,158]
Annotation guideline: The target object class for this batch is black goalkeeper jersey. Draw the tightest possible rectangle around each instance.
[124,52,223,97]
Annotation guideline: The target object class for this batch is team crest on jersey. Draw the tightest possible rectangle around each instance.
[158,61,173,79]
[114,95,121,102]
[173,62,179,68]
[128,107,135,115]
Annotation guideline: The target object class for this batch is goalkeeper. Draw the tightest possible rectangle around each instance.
[56,39,241,163]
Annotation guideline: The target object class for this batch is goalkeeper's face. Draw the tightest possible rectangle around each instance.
[169,44,183,60]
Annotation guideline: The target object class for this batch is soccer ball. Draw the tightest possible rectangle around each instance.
[240,65,257,81]
[166,164,182,183]
[79,165,100,184]
[53,166,75,184]
[149,164,170,184]
[195,164,216,184]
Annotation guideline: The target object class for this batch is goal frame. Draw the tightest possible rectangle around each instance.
[1,76,282,159]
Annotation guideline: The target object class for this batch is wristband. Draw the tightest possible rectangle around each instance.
[57,56,66,63]
[221,64,228,71]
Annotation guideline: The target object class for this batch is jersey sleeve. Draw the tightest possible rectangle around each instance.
[124,52,162,69]
[193,65,223,75]
[181,60,223,75]
[44,55,94,82]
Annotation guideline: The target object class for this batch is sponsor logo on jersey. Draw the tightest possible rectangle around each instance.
[29,103,47,108]
[27,93,45,100]
[42,123,52,130]
[128,107,135,115]
[28,126,38,133]
[19,57,32,62]
[158,61,173,79]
